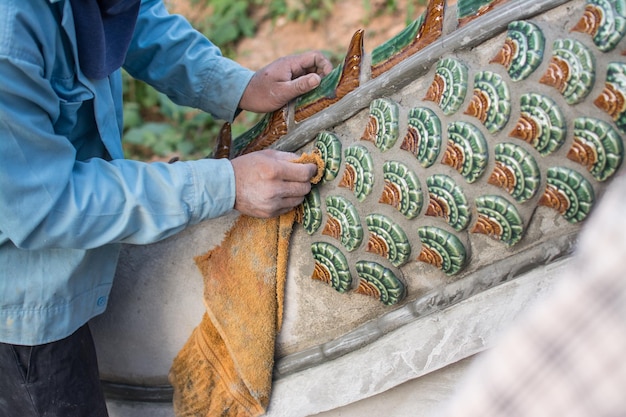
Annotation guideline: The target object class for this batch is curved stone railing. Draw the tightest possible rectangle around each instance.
[93,0,626,412]
[260,0,626,362]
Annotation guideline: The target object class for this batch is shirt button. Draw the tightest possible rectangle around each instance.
[97,296,107,307]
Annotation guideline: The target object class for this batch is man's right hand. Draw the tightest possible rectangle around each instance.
[230,149,318,218]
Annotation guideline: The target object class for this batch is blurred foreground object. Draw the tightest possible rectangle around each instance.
[435,173,626,417]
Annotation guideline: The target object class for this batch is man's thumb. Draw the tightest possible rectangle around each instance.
[294,73,321,94]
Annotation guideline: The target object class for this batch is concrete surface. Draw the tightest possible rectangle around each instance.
[310,356,476,417]
[105,256,568,416]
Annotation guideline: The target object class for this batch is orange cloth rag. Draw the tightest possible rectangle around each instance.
[169,151,323,417]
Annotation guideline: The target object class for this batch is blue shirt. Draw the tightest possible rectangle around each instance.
[0,0,254,345]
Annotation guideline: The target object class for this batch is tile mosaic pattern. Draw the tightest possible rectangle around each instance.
[224,0,626,306]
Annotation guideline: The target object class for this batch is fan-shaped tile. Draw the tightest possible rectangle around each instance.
[490,20,545,82]
[472,195,525,247]
[365,214,412,267]
[311,242,353,293]
[426,174,471,231]
[417,226,467,276]
[355,261,406,306]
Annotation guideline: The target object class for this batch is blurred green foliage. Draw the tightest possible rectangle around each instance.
[123,0,426,161]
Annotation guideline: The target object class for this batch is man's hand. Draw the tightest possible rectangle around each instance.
[238,51,333,113]
[230,149,318,218]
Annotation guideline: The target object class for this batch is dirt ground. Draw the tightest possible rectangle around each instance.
[168,0,426,70]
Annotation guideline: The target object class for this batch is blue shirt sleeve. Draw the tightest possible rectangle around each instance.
[0,0,244,251]
[0,63,236,249]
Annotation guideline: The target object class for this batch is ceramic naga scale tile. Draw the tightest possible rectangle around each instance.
[323,195,363,252]
[311,242,353,293]
[365,214,412,268]
[442,121,489,183]
[567,117,624,182]
[509,93,567,156]
[354,261,406,306]
[295,187,323,235]
[361,98,400,152]
[472,195,524,247]
[594,62,626,134]
[465,70,511,134]
[538,166,595,223]
[423,57,469,116]
[417,226,467,276]
[339,145,375,202]
[539,38,596,105]
[571,0,626,52]
[380,160,423,220]
[488,142,541,203]
[425,174,471,232]
[314,131,343,183]
[490,20,545,82]
[400,107,443,167]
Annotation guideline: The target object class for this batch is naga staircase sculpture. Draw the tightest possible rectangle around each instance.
[92,0,626,415]
[220,0,625,311]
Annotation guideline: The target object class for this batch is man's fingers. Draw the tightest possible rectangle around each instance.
[290,51,333,78]
[230,149,319,218]
[279,180,312,199]
[292,73,322,94]
[267,151,319,182]
[283,160,319,183]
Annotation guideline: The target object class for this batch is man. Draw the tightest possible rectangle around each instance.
[0,0,332,415]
